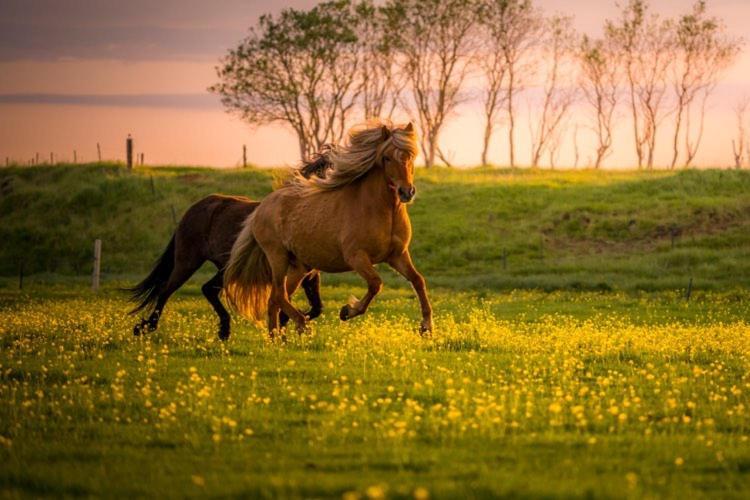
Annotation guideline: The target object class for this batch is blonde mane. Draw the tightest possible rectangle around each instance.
[289,119,418,193]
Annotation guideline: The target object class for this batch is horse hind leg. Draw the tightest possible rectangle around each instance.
[266,250,307,336]
[135,258,202,336]
[279,270,322,328]
[278,267,313,329]
[202,271,231,341]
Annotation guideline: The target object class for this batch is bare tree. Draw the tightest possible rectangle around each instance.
[578,34,620,169]
[385,0,478,168]
[478,0,543,167]
[529,15,577,168]
[732,97,749,169]
[477,17,510,166]
[670,1,741,169]
[356,0,406,120]
[546,125,565,169]
[211,1,361,161]
[607,0,673,169]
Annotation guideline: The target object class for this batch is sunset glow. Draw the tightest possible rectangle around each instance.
[1,0,748,167]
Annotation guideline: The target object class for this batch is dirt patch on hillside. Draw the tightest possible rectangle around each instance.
[541,205,750,255]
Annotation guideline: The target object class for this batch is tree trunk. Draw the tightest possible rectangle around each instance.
[425,134,436,169]
[507,96,515,168]
[507,73,515,168]
[481,121,493,166]
[671,102,684,170]
[595,147,604,169]
[627,72,643,169]
[297,134,308,163]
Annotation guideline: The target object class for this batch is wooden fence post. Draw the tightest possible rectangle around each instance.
[685,277,693,302]
[35,152,39,164]
[243,145,247,168]
[73,150,77,164]
[126,135,133,170]
[50,152,54,164]
[140,153,145,166]
[97,143,102,162]
[92,239,102,292]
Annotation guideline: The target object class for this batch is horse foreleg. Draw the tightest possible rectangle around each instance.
[340,252,382,322]
[388,250,433,334]
[202,271,231,341]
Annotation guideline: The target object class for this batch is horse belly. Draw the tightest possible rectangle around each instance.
[286,221,349,273]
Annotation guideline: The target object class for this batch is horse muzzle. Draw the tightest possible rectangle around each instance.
[398,185,416,203]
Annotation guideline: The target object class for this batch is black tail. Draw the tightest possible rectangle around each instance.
[124,235,175,314]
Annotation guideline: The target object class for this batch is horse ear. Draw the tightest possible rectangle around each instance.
[381,125,391,140]
[404,122,414,132]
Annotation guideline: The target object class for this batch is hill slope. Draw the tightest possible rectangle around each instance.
[1,164,748,290]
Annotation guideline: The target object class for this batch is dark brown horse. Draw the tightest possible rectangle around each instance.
[126,194,326,340]
[224,120,432,336]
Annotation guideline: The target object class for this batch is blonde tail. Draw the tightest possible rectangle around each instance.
[223,213,272,321]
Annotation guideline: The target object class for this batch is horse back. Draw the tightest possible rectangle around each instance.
[177,194,259,268]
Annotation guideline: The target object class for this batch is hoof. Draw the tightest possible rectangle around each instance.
[305,308,322,321]
[419,319,433,335]
[218,319,230,341]
[133,321,152,336]
[339,305,351,321]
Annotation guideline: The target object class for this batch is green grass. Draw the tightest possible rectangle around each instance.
[1,163,749,497]
[0,284,749,498]
[1,163,749,291]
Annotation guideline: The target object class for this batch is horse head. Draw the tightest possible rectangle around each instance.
[380,122,417,203]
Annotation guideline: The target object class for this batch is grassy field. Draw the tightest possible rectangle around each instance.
[1,164,749,290]
[1,164,749,497]
[1,285,749,498]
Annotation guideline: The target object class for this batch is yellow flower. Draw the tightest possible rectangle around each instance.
[413,486,430,499]
[365,484,385,499]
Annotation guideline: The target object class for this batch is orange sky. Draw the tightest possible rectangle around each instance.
[1,0,748,168]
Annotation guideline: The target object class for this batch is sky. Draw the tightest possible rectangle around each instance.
[0,0,748,168]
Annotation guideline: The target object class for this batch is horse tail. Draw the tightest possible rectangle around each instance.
[223,213,272,321]
[124,234,175,314]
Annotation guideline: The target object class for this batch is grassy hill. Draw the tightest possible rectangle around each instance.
[1,163,748,291]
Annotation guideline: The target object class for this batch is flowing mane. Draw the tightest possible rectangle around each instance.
[289,119,418,193]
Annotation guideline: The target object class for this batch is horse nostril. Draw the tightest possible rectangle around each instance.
[409,186,416,197]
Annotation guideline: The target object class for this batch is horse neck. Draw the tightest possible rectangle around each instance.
[357,164,398,212]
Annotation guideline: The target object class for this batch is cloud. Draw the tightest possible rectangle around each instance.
[0,93,221,109]
[0,0,317,61]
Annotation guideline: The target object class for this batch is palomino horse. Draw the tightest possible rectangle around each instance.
[224,120,432,335]
[126,194,324,340]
